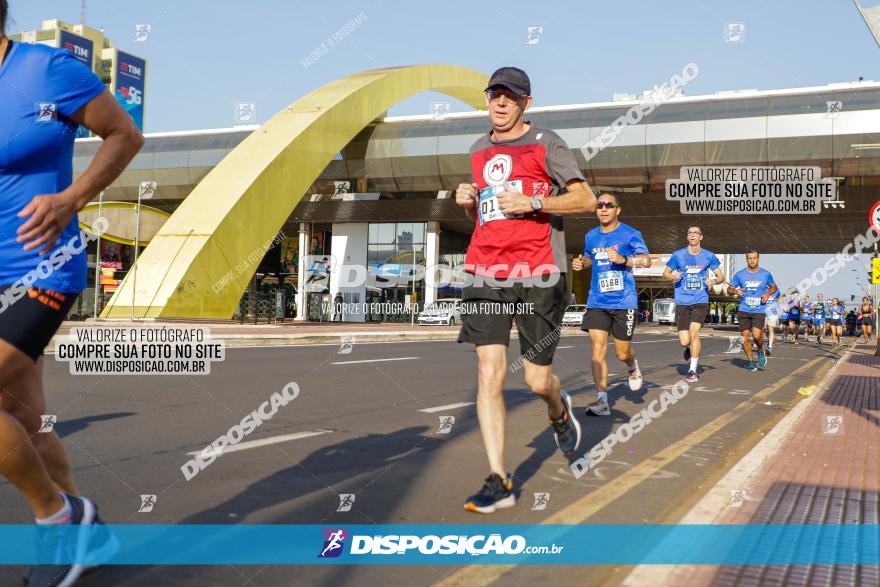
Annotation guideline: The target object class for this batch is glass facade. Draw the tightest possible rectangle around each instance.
[366,222,427,322]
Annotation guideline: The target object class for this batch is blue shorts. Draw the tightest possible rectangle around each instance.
[815,318,826,327]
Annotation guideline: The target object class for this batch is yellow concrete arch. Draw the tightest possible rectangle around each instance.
[101,65,489,318]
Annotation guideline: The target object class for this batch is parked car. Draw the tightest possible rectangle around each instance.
[417,299,462,326]
[653,298,676,325]
[561,305,587,327]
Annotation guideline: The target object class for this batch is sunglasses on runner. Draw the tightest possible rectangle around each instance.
[596,201,619,209]
[486,88,527,102]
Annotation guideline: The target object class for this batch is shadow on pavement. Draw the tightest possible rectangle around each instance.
[55,412,136,438]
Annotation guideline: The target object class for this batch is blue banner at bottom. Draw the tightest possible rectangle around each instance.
[1,524,878,565]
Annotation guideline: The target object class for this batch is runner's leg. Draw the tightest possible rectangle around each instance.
[1,357,78,495]
[475,344,508,478]
[0,341,66,518]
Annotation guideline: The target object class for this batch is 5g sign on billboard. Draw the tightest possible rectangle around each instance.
[115,51,147,131]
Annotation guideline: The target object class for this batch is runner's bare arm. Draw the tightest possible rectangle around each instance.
[536,180,596,215]
[712,268,725,284]
[663,266,682,281]
[497,180,596,216]
[761,282,779,303]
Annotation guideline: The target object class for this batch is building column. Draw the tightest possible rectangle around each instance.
[295,224,308,321]
[330,223,368,323]
[425,221,440,305]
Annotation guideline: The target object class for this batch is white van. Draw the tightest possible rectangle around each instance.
[653,298,676,325]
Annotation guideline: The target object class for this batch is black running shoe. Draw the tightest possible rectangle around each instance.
[549,391,581,455]
[464,473,515,514]
[28,495,118,587]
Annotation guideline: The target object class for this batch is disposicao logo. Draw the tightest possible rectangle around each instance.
[319,528,348,558]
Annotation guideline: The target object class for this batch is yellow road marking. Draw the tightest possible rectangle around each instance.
[436,354,827,587]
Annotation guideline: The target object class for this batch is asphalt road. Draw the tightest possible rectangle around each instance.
[0,331,841,587]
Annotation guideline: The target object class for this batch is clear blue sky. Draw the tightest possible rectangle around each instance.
[6,0,879,302]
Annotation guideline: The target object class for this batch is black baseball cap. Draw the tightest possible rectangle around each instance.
[485,67,531,96]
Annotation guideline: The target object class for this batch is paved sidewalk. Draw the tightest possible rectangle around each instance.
[625,342,880,587]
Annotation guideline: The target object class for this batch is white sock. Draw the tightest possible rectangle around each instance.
[689,357,699,371]
[36,494,72,525]
[598,391,608,403]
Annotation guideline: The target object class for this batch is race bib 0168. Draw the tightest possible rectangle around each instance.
[598,271,624,293]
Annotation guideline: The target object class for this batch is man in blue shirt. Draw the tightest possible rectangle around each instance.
[663,226,724,382]
[787,292,802,343]
[573,193,650,417]
[726,251,778,372]
[813,293,828,344]
[764,288,781,354]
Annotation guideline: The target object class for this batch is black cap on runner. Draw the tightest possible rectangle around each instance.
[485,67,531,96]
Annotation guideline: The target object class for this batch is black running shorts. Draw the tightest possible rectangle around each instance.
[457,279,568,366]
[581,308,636,341]
[828,319,842,327]
[675,303,709,331]
[0,286,77,361]
[738,312,765,332]
[861,317,873,326]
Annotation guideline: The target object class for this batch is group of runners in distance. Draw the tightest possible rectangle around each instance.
[453,66,876,514]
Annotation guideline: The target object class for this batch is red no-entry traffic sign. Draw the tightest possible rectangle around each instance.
[871,200,880,232]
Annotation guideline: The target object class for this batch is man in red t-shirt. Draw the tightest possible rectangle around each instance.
[455,67,597,513]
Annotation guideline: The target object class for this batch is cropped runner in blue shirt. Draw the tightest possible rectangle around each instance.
[0,7,143,585]
[787,292,803,343]
[573,193,650,417]
[663,225,724,382]
[827,298,846,344]
[764,288,780,354]
[727,251,777,372]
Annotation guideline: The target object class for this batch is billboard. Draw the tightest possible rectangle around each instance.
[58,31,94,138]
[58,30,93,66]
[115,51,146,131]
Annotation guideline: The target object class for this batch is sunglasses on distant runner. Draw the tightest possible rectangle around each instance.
[596,201,619,209]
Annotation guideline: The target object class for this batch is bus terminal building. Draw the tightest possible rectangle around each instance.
[71,68,880,322]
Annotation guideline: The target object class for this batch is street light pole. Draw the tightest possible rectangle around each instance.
[132,189,142,321]
[93,190,103,319]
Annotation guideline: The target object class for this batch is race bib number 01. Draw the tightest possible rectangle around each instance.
[478,181,523,226]
[598,271,624,293]
[745,296,761,308]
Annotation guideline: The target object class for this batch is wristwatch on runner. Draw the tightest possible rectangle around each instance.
[530,195,543,212]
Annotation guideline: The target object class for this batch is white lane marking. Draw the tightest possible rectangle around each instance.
[631,338,679,344]
[418,401,475,413]
[332,357,419,365]
[557,345,576,349]
[187,429,333,456]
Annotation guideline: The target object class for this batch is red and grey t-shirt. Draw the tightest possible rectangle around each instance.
[465,125,584,279]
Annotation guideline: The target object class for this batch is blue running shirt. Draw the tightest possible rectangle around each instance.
[584,223,648,309]
[665,247,721,305]
[0,42,105,292]
[730,268,775,314]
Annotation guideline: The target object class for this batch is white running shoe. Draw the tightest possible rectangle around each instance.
[628,368,643,391]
